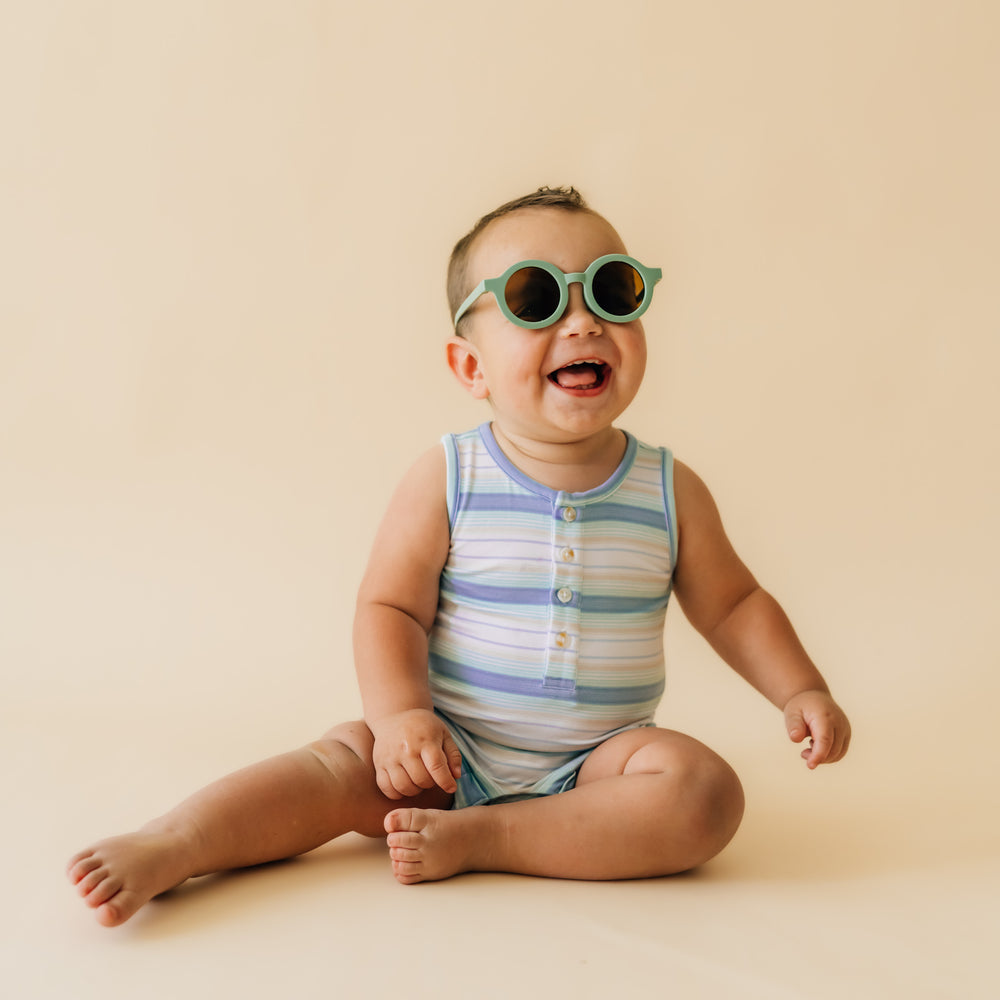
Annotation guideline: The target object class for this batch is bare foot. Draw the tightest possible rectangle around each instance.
[384,807,497,885]
[67,831,194,927]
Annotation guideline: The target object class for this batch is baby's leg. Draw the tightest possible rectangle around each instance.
[67,720,450,926]
[385,728,743,883]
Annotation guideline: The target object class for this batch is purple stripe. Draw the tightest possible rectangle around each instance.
[429,653,665,706]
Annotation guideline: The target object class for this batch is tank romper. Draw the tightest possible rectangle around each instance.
[428,423,678,808]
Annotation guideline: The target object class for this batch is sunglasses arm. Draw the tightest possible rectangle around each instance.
[454,279,492,327]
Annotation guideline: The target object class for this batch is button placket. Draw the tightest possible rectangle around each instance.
[544,500,583,692]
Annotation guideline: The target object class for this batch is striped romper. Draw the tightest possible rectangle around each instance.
[428,423,678,808]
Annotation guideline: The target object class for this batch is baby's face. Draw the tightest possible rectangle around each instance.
[453,207,648,449]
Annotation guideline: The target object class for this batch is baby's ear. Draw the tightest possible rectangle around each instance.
[446,337,490,400]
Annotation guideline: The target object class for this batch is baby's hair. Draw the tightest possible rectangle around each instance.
[448,186,595,335]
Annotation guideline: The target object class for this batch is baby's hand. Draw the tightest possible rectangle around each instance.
[370,709,462,799]
[783,690,851,769]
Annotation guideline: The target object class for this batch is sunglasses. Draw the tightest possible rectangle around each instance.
[454,254,662,330]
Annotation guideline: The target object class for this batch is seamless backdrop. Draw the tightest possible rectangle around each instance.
[2,3,997,998]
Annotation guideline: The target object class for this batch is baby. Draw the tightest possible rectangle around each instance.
[68,186,850,926]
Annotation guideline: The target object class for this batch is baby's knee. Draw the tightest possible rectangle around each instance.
[640,739,743,858]
[316,720,375,759]
[677,751,745,858]
[309,721,379,785]
[701,756,745,836]
[306,723,387,838]
[307,724,376,784]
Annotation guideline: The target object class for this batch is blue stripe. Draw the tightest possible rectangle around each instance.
[444,580,553,606]
[430,654,665,705]
[443,434,460,526]
[460,492,554,516]
[443,580,669,614]
[581,593,670,614]
[661,447,678,572]
[580,503,668,531]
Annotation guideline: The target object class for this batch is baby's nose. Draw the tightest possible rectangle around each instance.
[558,285,602,336]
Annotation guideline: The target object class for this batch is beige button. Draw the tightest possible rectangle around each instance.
[556,587,573,604]
[555,631,568,649]
[560,547,576,562]
[562,506,577,522]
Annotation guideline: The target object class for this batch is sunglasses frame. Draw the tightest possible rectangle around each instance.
[454,254,663,330]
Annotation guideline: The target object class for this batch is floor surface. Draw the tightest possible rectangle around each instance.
[7,671,996,999]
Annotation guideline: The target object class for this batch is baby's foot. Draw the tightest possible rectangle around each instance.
[66,831,193,927]
[384,807,497,885]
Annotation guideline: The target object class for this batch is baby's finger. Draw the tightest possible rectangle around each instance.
[377,768,404,800]
[403,753,443,791]
[785,707,808,744]
[421,744,458,794]
[387,763,425,798]
[805,727,835,768]
[829,723,851,763]
[444,733,463,781]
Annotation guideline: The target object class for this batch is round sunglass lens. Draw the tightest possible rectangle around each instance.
[505,267,561,324]
[593,261,645,317]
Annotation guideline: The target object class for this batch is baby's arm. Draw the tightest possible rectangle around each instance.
[672,462,850,768]
[353,446,462,798]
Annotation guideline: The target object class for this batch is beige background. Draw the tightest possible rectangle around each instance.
[2,2,997,997]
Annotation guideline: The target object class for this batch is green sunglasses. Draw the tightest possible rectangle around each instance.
[454,254,663,330]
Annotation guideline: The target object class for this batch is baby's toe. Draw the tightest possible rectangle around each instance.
[67,852,100,883]
[76,866,110,897]
[95,895,135,928]
[384,807,419,834]
[391,860,424,884]
[386,830,422,850]
[389,846,422,862]
[86,873,123,908]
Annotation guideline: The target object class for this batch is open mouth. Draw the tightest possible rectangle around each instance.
[548,361,611,391]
